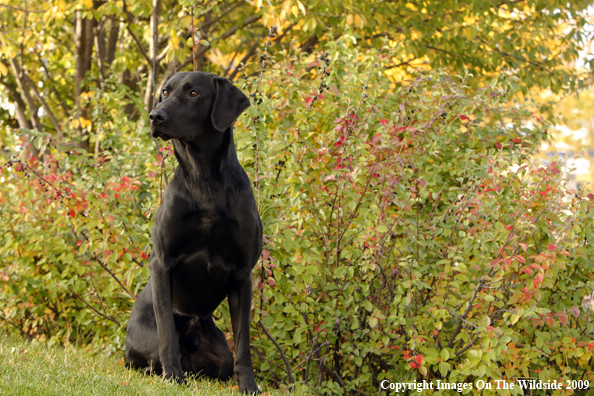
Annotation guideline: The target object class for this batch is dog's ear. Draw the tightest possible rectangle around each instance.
[211,77,250,132]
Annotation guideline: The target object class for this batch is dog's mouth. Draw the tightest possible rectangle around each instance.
[151,126,194,142]
[151,127,171,141]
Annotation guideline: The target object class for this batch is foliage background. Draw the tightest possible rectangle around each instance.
[1,0,594,394]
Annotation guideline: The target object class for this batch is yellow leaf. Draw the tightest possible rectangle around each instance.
[405,2,417,11]
[296,0,306,15]
[0,62,7,76]
[82,0,93,9]
[170,29,180,50]
[79,117,92,130]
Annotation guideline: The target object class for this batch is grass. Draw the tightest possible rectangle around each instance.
[0,334,302,396]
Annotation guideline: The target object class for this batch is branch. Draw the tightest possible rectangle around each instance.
[123,0,150,65]
[67,287,121,326]
[0,77,32,129]
[478,38,553,74]
[33,50,68,113]
[21,71,62,133]
[446,277,485,348]
[201,1,247,30]
[7,58,42,132]
[0,4,46,13]
[193,15,263,61]
[259,320,295,384]
[228,40,259,80]
[319,362,346,387]
[385,57,420,70]
[250,346,286,372]
[454,335,479,356]
[92,253,136,299]
[126,25,151,65]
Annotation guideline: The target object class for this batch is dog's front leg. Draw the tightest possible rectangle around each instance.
[150,260,185,383]
[229,276,259,394]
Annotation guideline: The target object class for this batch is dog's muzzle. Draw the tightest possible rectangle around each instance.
[149,108,168,125]
[150,109,171,140]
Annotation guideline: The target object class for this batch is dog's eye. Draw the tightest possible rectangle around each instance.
[162,89,168,98]
[190,90,199,97]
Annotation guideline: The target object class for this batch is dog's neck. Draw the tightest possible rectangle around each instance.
[171,126,240,188]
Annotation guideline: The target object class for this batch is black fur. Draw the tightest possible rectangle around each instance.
[125,72,261,394]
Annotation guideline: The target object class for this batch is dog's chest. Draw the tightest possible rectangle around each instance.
[155,201,250,264]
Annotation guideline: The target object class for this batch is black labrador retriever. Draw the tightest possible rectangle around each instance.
[125,71,262,394]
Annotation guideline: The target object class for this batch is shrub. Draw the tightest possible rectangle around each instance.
[1,35,593,394]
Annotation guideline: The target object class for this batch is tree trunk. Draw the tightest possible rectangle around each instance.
[74,10,95,151]
[145,0,162,113]
[1,71,40,158]
[8,58,42,132]
[105,18,120,67]
[0,78,33,130]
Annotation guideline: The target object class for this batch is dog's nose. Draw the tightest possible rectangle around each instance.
[149,109,167,125]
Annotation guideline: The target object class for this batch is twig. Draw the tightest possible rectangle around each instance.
[259,320,295,384]
[90,251,136,299]
[67,287,121,326]
[447,277,485,348]
[454,335,479,356]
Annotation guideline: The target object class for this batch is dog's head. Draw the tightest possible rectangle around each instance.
[149,72,250,141]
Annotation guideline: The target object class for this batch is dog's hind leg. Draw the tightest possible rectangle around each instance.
[125,281,161,372]
[180,316,234,380]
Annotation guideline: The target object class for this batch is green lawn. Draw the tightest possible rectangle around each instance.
[0,334,298,396]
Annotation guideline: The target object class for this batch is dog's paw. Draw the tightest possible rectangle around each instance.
[239,382,261,394]
[163,368,187,385]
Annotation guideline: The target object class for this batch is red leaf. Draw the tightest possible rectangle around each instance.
[555,311,568,325]
[548,243,558,251]
[459,115,469,121]
[69,209,75,218]
[267,277,276,286]
[261,250,270,261]
[379,119,389,125]
[516,255,526,264]
[571,307,580,318]
[495,142,502,149]
[512,138,522,143]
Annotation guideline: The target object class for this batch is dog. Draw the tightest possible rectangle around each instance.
[125,71,262,394]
